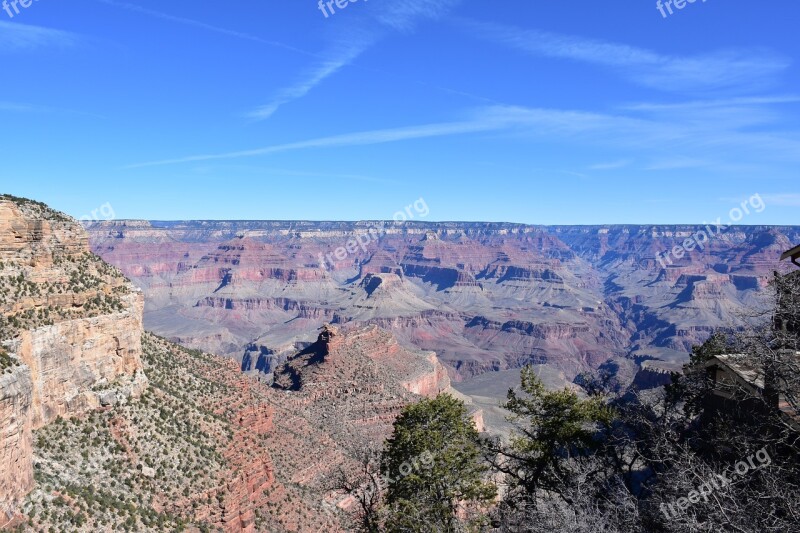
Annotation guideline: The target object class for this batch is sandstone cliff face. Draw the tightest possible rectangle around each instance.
[23,334,291,532]
[0,199,86,265]
[0,195,146,513]
[273,324,451,400]
[0,365,33,517]
[400,352,451,396]
[10,290,145,429]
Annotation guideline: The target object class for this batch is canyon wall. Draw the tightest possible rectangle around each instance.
[266,323,478,524]
[10,290,145,429]
[88,220,800,385]
[0,196,146,514]
[0,365,33,523]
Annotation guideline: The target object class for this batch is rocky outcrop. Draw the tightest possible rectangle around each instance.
[631,360,680,389]
[0,198,86,264]
[0,365,33,520]
[10,290,145,428]
[266,324,472,524]
[273,324,450,399]
[0,195,146,513]
[400,352,451,396]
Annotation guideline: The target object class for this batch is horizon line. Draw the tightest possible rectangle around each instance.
[82,219,800,228]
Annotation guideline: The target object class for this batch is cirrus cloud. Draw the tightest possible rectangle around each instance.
[0,21,80,51]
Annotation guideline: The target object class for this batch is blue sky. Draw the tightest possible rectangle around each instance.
[0,0,799,224]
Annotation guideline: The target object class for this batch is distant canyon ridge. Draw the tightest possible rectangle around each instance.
[87,221,800,387]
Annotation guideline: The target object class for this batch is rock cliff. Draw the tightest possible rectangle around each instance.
[0,195,146,516]
[273,323,451,399]
[0,364,33,524]
[20,324,472,531]
[265,323,475,526]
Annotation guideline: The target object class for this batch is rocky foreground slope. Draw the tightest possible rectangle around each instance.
[13,325,457,532]
[0,195,146,519]
[88,220,800,385]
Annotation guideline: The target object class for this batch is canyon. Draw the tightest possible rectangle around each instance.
[4,196,799,530]
[0,196,472,531]
[87,220,800,388]
[22,325,455,532]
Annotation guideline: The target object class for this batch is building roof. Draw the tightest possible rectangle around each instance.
[704,354,764,390]
[704,352,800,427]
[781,244,800,264]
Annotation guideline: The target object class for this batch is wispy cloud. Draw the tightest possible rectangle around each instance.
[0,21,80,51]
[248,0,463,120]
[128,96,800,173]
[622,95,800,112]
[557,170,589,179]
[95,0,464,120]
[375,0,462,31]
[129,106,524,168]
[460,19,790,94]
[189,165,396,184]
[589,159,631,170]
[761,193,800,207]
[122,104,701,169]
[247,37,374,120]
[92,0,314,57]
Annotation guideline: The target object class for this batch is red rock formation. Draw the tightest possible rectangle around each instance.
[87,220,800,387]
[219,403,276,533]
[262,324,473,529]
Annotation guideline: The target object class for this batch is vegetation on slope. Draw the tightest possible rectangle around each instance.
[0,194,72,223]
[0,251,129,342]
[0,345,17,373]
[18,334,244,533]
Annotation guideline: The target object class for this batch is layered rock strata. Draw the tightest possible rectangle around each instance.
[0,195,146,514]
[88,220,800,386]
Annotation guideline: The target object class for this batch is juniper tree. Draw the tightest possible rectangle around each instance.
[484,365,614,509]
[381,394,496,532]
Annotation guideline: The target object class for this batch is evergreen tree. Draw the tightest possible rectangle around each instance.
[381,394,496,532]
[486,366,614,505]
